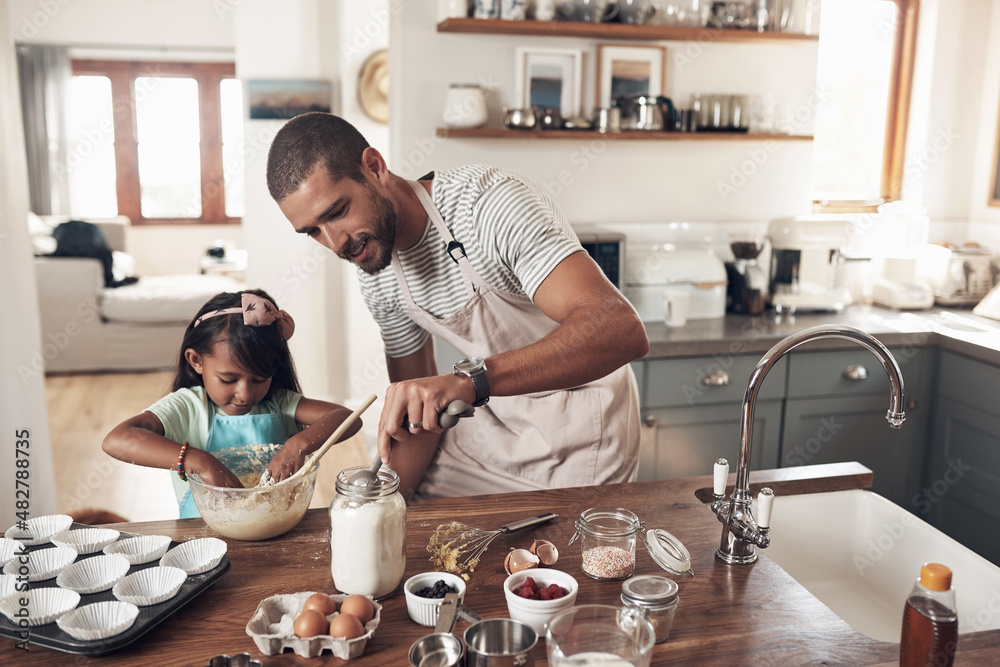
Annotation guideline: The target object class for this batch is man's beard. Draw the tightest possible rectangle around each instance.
[339,185,397,275]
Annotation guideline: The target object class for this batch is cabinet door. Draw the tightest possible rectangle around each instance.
[781,395,928,507]
[925,398,1000,565]
[638,400,782,482]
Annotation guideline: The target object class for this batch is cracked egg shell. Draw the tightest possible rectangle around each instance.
[504,548,539,575]
[529,539,559,566]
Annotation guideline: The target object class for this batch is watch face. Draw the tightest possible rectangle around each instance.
[455,357,485,374]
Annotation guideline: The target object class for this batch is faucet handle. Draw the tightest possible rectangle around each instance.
[756,487,774,529]
[713,458,729,497]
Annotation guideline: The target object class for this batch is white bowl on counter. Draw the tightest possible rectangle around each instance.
[503,568,579,636]
[403,572,467,627]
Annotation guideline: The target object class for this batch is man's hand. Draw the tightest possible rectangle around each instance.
[377,372,474,461]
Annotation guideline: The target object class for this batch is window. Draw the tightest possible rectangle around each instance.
[69,60,243,225]
[811,0,919,210]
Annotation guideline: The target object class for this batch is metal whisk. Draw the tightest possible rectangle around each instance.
[427,513,558,576]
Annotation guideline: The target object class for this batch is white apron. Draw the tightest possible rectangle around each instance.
[391,180,640,497]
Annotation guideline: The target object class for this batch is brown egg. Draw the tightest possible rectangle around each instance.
[504,548,540,575]
[293,609,329,637]
[339,594,374,625]
[302,592,338,616]
[529,539,559,566]
[329,611,365,640]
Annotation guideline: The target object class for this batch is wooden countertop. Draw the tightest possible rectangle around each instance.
[6,463,1000,666]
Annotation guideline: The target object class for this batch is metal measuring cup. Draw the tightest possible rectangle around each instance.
[409,592,466,667]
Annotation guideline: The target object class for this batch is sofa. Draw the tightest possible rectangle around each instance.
[31,214,245,373]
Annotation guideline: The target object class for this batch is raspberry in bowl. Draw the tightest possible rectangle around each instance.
[503,568,578,636]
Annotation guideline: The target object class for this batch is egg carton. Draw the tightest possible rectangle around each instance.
[245,591,381,659]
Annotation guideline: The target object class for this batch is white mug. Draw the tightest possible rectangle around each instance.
[534,0,557,20]
[662,287,691,327]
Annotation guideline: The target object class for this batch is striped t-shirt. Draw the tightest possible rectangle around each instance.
[358,165,583,358]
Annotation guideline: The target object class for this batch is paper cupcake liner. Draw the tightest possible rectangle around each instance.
[113,566,188,606]
[56,600,139,640]
[0,538,23,568]
[159,537,227,575]
[4,514,73,546]
[3,545,77,582]
[0,586,80,626]
[102,534,171,565]
[56,554,131,594]
[52,527,121,555]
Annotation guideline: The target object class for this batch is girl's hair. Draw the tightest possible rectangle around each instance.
[172,288,301,396]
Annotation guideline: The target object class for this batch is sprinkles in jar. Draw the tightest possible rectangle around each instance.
[568,507,643,581]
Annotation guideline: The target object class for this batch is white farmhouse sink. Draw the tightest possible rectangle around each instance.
[764,489,1000,642]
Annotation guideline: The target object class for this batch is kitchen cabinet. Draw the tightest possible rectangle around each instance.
[636,347,932,508]
[636,355,786,481]
[926,350,1000,565]
[780,347,933,508]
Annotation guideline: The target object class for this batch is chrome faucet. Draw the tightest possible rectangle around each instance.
[712,324,907,565]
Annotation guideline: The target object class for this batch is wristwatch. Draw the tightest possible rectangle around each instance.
[453,357,490,407]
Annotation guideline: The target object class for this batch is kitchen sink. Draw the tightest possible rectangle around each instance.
[764,489,1000,642]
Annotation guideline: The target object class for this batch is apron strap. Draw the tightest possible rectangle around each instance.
[406,179,479,296]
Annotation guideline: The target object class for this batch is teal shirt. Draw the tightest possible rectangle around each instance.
[146,386,302,512]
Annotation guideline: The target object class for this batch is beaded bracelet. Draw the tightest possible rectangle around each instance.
[176,442,189,481]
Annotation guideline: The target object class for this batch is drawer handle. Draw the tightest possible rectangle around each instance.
[643,415,657,428]
[842,365,869,381]
[701,371,731,387]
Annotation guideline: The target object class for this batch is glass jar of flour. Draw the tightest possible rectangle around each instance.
[329,466,406,600]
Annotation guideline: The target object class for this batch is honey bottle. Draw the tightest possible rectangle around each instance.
[900,562,958,667]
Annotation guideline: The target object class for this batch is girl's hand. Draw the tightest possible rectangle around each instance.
[266,437,308,483]
[187,449,244,488]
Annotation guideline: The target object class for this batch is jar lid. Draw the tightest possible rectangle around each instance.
[621,574,679,605]
[642,529,693,576]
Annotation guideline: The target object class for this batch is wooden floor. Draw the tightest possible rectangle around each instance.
[45,372,370,523]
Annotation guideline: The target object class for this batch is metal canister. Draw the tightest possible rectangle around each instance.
[621,575,680,643]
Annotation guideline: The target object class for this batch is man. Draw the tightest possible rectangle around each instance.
[266,113,648,499]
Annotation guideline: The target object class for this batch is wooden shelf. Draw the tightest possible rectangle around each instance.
[436,17,819,44]
[436,127,813,141]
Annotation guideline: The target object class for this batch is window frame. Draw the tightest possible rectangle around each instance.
[71,59,240,226]
[814,0,920,213]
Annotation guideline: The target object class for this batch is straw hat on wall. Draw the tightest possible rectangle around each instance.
[358,49,388,124]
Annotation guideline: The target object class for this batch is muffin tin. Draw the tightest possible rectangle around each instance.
[0,523,229,656]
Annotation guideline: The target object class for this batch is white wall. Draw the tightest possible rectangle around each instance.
[969,0,1000,236]
[1,0,58,527]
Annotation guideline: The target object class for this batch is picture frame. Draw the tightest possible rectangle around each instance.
[246,79,332,120]
[595,43,667,108]
[514,47,584,119]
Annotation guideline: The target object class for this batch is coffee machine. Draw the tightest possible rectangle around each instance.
[725,234,767,315]
[767,216,855,313]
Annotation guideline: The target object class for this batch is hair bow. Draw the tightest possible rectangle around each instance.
[194,293,295,340]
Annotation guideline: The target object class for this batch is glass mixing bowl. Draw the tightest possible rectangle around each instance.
[187,464,318,541]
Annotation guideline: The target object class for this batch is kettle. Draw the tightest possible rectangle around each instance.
[614,95,676,131]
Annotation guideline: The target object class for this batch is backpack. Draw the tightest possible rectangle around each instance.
[50,220,137,288]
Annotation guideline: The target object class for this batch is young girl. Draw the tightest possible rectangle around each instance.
[103,289,361,518]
